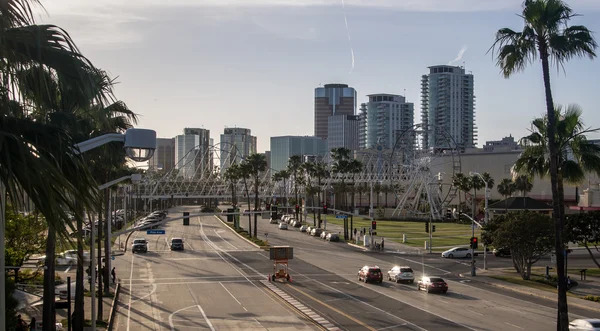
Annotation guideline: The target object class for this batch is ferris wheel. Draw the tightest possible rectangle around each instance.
[389,124,461,220]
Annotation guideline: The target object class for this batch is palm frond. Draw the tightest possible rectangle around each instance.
[0,0,44,28]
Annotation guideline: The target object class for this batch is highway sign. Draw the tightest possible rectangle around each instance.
[147,229,165,235]
[336,215,348,219]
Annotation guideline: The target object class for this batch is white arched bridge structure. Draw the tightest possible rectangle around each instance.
[135,124,462,220]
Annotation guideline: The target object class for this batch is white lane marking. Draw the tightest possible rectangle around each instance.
[220,281,244,307]
[197,305,216,331]
[124,274,265,281]
[169,257,222,261]
[505,322,524,330]
[129,280,248,286]
[467,309,483,316]
[130,283,157,304]
[65,264,73,273]
[377,324,407,330]
[290,266,473,331]
[126,250,135,331]
[214,229,238,250]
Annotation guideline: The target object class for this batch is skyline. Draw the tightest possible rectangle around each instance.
[36,1,600,153]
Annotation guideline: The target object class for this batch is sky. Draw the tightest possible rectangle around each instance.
[35,0,600,153]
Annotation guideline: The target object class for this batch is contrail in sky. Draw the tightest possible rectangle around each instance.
[342,0,355,74]
[449,45,468,65]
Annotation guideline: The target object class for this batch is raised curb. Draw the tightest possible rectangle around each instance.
[458,273,600,313]
[213,215,261,249]
[259,280,340,331]
[107,283,121,331]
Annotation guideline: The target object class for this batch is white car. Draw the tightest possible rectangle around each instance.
[569,319,600,330]
[278,223,288,230]
[387,266,415,284]
[441,247,472,259]
[37,250,90,266]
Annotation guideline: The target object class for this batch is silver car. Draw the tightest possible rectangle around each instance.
[387,266,415,284]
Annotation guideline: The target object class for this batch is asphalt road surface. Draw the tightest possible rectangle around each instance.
[111,207,318,331]
[256,216,600,331]
[108,207,599,331]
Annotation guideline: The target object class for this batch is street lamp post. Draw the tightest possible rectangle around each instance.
[470,171,489,271]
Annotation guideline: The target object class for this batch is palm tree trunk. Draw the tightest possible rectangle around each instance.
[97,196,104,321]
[253,176,259,238]
[243,179,251,235]
[540,43,568,330]
[42,226,57,331]
[73,203,85,331]
[316,178,321,227]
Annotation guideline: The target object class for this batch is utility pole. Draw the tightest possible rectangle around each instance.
[370,181,374,249]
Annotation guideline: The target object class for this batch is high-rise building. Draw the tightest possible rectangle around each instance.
[219,127,257,173]
[175,128,211,179]
[314,83,357,140]
[327,114,359,151]
[421,65,476,151]
[148,138,175,173]
[358,94,414,150]
[270,136,328,172]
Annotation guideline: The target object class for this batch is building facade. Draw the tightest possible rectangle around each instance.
[314,83,357,140]
[358,94,414,150]
[174,128,211,179]
[483,135,520,152]
[270,136,328,172]
[421,65,476,151]
[219,127,257,173]
[328,114,359,151]
[148,138,175,173]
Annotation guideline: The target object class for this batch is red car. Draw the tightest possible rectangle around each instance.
[417,276,448,294]
[358,266,383,284]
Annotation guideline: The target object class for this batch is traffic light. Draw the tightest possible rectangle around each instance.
[470,236,478,249]
[323,204,328,214]
[295,204,300,213]
[371,220,377,230]
[425,222,429,233]
[432,225,436,232]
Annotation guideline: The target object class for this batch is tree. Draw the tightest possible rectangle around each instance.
[272,169,290,206]
[243,153,267,238]
[452,172,472,217]
[497,178,517,211]
[565,212,600,268]
[488,211,554,280]
[331,147,352,210]
[4,207,46,279]
[238,162,252,235]
[287,155,304,220]
[348,159,363,212]
[512,174,533,197]
[489,1,597,326]
[224,164,242,215]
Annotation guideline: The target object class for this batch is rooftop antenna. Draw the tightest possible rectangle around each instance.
[404,89,406,97]
[462,61,466,69]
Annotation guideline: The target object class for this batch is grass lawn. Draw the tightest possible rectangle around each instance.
[489,273,588,300]
[326,218,480,250]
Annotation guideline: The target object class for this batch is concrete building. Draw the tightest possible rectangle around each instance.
[148,138,175,173]
[359,94,414,150]
[328,114,359,151]
[175,128,211,179]
[421,65,476,151]
[314,84,357,140]
[483,135,520,152]
[219,127,257,173]
[270,136,328,172]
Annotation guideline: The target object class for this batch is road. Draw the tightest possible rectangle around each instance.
[255,216,600,331]
[111,207,318,331]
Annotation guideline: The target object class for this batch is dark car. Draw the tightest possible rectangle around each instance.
[170,238,184,251]
[131,238,148,253]
[493,247,511,257]
[358,266,383,284]
[417,277,448,294]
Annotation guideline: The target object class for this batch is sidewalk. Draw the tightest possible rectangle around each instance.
[18,284,116,330]
[459,268,600,313]
[303,214,425,254]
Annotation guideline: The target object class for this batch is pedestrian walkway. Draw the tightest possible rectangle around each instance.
[302,214,425,254]
[17,285,116,330]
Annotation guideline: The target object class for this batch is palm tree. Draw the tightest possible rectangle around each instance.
[272,169,290,207]
[238,161,252,235]
[348,159,363,212]
[452,173,472,217]
[490,1,597,325]
[513,174,534,197]
[331,147,352,210]
[312,162,329,226]
[497,178,517,211]
[224,164,242,217]
[243,154,267,238]
[287,155,303,220]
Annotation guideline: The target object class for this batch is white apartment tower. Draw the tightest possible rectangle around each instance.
[220,127,257,173]
[174,128,212,179]
[358,94,414,150]
[421,65,476,151]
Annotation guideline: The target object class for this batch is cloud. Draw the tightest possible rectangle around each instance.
[449,45,468,65]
